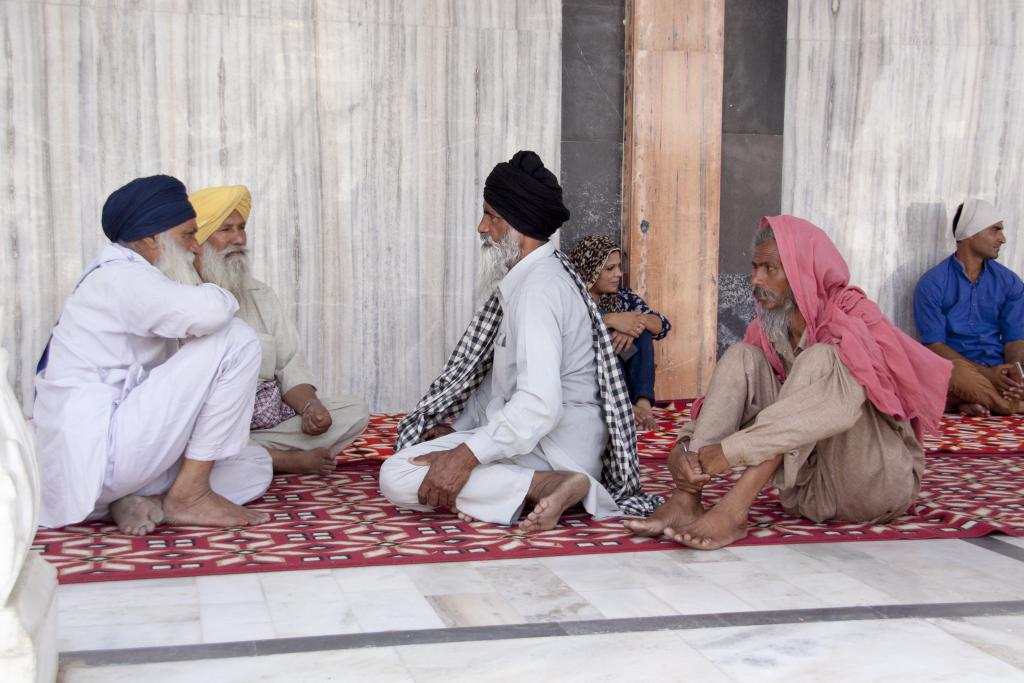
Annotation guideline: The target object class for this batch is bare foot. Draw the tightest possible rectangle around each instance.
[623,491,703,537]
[163,489,269,528]
[518,472,590,532]
[452,508,476,523]
[665,503,748,550]
[634,399,658,432]
[270,447,336,475]
[110,495,165,536]
[959,403,991,417]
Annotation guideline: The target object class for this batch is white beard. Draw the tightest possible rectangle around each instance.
[155,231,202,286]
[199,241,250,297]
[475,227,522,307]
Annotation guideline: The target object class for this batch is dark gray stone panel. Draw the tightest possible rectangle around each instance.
[723,0,787,135]
[717,272,756,358]
[559,140,624,250]
[719,132,783,274]
[561,1,626,143]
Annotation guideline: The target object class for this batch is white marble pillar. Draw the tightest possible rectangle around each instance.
[783,0,1024,333]
[0,341,57,682]
[0,0,562,413]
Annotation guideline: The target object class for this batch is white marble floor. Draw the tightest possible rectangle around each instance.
[57,537,1024,681]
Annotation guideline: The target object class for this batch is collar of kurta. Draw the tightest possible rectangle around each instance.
[497,240,555,300]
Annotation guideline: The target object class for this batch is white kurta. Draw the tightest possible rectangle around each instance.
[238,277,370,454]
[34,244,271,528]
[379,241,619,524]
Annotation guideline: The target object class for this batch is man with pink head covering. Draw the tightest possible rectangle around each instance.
[626,216,952,549]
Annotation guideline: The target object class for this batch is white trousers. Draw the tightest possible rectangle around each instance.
[91,318,272,517]
[379,390,619,525]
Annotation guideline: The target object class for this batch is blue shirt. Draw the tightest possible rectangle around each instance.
[913,254,1024,366]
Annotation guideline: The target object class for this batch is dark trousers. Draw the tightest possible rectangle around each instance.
[621,330,656,404]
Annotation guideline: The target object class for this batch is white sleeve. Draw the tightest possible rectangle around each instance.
[114,265,239,339]
[464,291,564,463]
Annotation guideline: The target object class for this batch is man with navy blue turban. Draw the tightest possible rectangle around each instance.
[34,175,273,535]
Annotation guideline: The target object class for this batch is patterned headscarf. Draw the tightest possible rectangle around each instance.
[568,235,624,312]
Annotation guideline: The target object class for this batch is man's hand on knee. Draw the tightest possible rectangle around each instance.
[697,444,730,476]
[989,363,1024,400]
[411,444,480,509]
[301,398,333,435]
[668,444,709,493]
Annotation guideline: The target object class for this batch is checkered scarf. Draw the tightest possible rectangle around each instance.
[396,249,662,516]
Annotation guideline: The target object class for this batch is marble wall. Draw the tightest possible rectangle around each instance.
[0,0,562,414]
[783,0,1024,334]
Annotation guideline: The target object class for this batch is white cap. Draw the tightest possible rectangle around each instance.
[954,198,1003,241]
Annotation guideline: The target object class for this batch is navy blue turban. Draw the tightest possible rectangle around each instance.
[484,151,570,241]
[101,175,196,243]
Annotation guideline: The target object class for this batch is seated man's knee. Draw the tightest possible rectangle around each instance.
[720,342,765,367]
[378,451,421,506]
[791,343,840,374]
[221,317,260,358]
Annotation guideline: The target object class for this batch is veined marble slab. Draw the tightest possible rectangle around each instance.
[782,0,1024,334]
[0,0,562,413]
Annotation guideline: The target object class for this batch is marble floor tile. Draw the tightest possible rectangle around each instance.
[931,615,1024,671]
[539,551,705,593]
[332,565,419,594]
[59,620,203,653]
[403,563,494,596]
[396,631,731,683]
[258,568,345,605]
[195,574,266,605]
[59,578,199,623]
[685,560,825,611]
[199,601,275,643]
[265,598,361,638]
[578,587,678,619]
[62,647,414,683]
[425,592,524,628]
[647,576,757,615]
[677,618,1024,682]
[474,560,603,622]
[348,588,446,632]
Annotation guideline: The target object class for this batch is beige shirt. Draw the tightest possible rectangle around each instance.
[235,278,316,393]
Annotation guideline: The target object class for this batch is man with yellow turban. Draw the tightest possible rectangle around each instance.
[188,185,369,475]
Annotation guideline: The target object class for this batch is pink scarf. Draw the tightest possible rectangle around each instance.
[740,215,951,444]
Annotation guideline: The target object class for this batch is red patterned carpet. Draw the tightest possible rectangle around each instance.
[34,406,1024,584]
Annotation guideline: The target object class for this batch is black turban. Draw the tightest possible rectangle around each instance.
[101,175,196,243]
[484,150,570,241]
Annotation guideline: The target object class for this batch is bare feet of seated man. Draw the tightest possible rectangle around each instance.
[161,458,269,528]
[411,444,589,532]
[517,471,590,533]
[110,495,165,536]
[623,444,708,536]
[269,447,336,476]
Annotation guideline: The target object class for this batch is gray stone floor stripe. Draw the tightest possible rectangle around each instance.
[965,535,1024,563]
[60,599,1024,669]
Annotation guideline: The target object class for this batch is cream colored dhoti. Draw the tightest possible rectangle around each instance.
[249,395,370,455]
[678,343,923,524]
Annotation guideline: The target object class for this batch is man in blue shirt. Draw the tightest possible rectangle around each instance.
[914,199,1024,416]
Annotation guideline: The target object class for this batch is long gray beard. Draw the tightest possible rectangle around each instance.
[199,242,250,297]
[757,294,796,347]
[474,228,522,307]
[155,231,202,286]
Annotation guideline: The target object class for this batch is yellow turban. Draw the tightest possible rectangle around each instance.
[188,185,252,244]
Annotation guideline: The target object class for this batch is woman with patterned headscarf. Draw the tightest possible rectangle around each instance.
[569,235,672,431]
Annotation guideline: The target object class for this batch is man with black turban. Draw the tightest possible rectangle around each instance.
[381,151,661,532]
[34,175,272,535]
